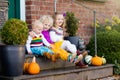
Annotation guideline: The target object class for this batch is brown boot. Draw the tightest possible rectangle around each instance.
[51,55,56,62]
[43,52,52,59]
[54,53,60,59]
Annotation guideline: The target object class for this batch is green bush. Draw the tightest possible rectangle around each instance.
[114,60,120,75]
[0,18,29,45]
[87,30,120,64]
[87,16,120,64]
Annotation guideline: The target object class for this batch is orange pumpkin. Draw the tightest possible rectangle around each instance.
[27,56,40,75]
[23,58,30,73]
[91,55,103,66]
[23,62,30,73]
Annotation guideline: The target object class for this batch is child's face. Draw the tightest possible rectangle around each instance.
[43,22,51,31]
[55,14,64,27]
[33,24,43,34]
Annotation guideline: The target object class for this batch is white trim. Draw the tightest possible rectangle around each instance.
[20,0,26,21]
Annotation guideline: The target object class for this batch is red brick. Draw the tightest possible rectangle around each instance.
[25,0,120,43]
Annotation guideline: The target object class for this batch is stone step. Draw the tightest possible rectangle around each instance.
[25,54,74,70]
[0,64,114,80]
[97,75,120,80]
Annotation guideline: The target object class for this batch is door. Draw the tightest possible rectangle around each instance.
[8,0,20,19]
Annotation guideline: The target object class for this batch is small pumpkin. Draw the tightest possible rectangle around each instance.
[91,55,103,66]
[23,58,30,73]
[101,56,106,65]
[84,55,92,65]
[27,56,40,75]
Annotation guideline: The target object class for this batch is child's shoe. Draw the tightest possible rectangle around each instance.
[70,53,77,63]
[51,53,60,62]
[73,54,83,64]
[51,54,56,62]
[68,53,83,64]
[72,51,88,64]
[43,52,52,59]
[54,53,60,59]
[75,58,88,68]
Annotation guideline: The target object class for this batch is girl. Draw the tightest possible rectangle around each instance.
[50,13,88,63]
[39,15,84,63]
[26,20,55,62]
[29,15,85,63]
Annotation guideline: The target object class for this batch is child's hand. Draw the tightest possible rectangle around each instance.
[29,31,34,37]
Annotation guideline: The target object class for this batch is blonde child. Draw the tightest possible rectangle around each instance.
[29,15,85,63]
[50,13,88,63]
[26,20,55,61]
[39,15,83,63]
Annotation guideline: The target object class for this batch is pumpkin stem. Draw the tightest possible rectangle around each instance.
[95,55,97,57]
[25,57,30,63]
[102,54,104,58]
[32,56,36,63]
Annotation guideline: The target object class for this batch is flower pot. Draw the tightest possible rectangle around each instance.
[0,45,25,77]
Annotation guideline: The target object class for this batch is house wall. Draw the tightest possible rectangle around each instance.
[0,1,8,29]
[0,1,8,45]
[25,0,119,44]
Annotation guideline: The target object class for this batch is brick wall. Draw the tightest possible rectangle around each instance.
[0,1,8,29]
[25,0,119,44]
[0,1,8,44]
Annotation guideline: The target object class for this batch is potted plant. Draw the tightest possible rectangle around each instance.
[64,12,80,49]
[0,18,29,76]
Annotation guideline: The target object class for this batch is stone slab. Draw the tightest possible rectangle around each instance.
[0,64,114,80]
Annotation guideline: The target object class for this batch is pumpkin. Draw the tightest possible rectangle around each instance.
[23,58,30,73]
[91,55,103,66]
[23,62,30,73]
[84,55,92,65]
[27,56,40,75]
[101,56,106,65]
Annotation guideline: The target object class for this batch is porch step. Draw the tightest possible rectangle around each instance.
[25,54,74,70]
[0,64,114,80]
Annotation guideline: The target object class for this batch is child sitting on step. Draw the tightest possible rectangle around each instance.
[26,20,55,61]
[29,15,87,63]
[50,13,88,63]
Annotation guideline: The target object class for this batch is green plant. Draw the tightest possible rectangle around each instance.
[114,60,120,75]
[87,16,120,64]
[0,18,29,45]
[92,16,120,33]
[65,12,79,36]
[87,30,120,63]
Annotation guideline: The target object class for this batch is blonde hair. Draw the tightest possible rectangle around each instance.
[53,12,66,28]
[32,20,43,29]
[39,15,53,27]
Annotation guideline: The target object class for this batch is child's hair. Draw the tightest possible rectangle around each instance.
[53,12,66,28]
[39,15,53,27]
[32,20,43,29]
